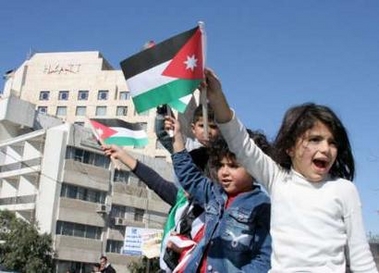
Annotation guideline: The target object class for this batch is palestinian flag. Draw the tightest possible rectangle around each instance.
[89,118,148,147]
[120,25,205,114]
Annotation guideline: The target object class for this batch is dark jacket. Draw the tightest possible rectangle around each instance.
[101,264,116,273]
[172,150,272,272]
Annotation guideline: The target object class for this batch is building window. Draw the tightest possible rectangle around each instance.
[78,90,89,100]
[58,90,69,100]
[39,91,50,100]
[116,106,128,116]
[75,106,86,116]
[114,169,130,183]
[65,146,110,168]
[111,205,127,218]
[56,106,67,116]
[97,90,108,100]
[37,106,48,114]
[106,240,124,253]
[56,221,102,240]
[119,91,130,100]
[96,106,107,116]
[134,208,145,222]
[60,183,106,203]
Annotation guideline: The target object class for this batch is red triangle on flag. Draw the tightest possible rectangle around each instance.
[162,28,203,80]
[90,120,117,140]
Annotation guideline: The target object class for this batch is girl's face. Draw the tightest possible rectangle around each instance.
[217,156,253,195]
[287,121,338,182]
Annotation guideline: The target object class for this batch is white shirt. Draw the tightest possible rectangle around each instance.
[218,113,377,273]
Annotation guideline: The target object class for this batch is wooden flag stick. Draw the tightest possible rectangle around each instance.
[198,21,208,141]
[200,86,209,141]
[166,105,174,137]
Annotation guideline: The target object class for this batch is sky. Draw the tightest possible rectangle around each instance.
[1,1,378,235]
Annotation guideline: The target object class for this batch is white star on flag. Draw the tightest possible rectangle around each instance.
[184,54,198,71]
[96,128,103,138]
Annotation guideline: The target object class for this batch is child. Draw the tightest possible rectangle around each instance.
[202,68,378,272]
[166,115,272,272]
[154,103,220,271]
[155,103,219,154]
[103,104,218,272]
[102,144,207,272]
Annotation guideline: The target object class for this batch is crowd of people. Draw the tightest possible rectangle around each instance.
[101,68,377,272]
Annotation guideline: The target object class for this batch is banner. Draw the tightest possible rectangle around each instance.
[122,227,163,258]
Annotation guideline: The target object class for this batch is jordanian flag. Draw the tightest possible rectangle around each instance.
[168,94,193,113]
[120,25,205,114]
[89,119,148,147]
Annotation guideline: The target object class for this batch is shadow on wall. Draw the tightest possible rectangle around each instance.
[370,243,379,270]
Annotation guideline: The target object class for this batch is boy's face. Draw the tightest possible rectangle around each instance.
[217,156,253,195]
[191,117,219,146]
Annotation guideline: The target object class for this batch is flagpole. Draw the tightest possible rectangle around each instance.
[166,106,174,138]
[198,21,209,141]
[86,117,120,170]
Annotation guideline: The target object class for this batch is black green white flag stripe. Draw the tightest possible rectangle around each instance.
[120,26,205,114]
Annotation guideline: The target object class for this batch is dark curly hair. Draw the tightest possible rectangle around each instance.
[209,129,272,170]
[273,102,354,180]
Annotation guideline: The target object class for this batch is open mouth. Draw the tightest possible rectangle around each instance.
[221,180,231,187]
[313,159,328,169]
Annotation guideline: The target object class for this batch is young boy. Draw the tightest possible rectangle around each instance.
[165,115,272,272]
[155,103,219,152]
[154,103,219,272]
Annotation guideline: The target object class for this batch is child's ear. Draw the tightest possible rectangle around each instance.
[286,147,294,157]
[190,123,196,133]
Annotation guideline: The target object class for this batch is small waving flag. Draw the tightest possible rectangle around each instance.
[89,119,148,147]
[120,25,205,114]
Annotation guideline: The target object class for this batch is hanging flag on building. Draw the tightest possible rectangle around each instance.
[89,118,148,147]
[120,24,205,114]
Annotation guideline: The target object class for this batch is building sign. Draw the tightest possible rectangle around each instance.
[43,63,81,74]
[122,227,163,258]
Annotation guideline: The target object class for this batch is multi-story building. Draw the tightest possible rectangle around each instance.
[0,51,198,272]
[2,51,197,157]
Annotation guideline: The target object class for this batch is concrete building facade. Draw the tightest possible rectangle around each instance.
[0,51,198,272]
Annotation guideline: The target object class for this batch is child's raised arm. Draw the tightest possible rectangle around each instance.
[202,68,233,123]
[102,144,178,206]
[164,116,186,153]
[102,144,137,170]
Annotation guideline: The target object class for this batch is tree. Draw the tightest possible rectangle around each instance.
[128,256,160,273]
[0,210,54,273]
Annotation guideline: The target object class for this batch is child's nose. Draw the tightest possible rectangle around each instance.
[319,141,330,152]
[220,166,230,175]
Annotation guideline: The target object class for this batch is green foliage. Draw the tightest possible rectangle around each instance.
[0,210,54,273]
[128,257,160,273]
